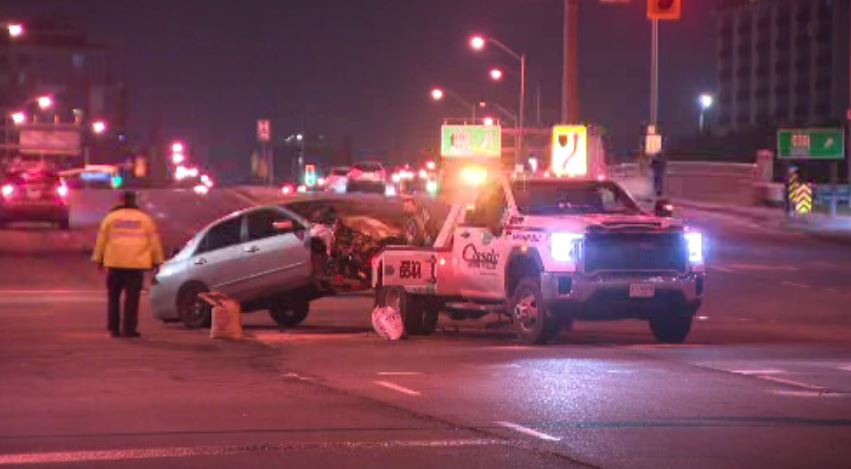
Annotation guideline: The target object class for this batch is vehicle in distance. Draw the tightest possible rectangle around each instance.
[374,176,705,344]
[347,161,386,193]
[0,168,71,229]
[324,166,351,194]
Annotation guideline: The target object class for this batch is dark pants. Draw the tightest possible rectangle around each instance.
[107,268,145,335]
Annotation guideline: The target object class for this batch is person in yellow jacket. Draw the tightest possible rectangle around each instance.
[92,191,164,338]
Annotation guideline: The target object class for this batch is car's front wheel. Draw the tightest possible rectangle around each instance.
[509,277,561,344]
[649,315,693,344]
[269,299,310,328]
[177,283,211,329]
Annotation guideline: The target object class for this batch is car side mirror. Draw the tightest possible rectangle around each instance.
[273,220,295,232]
[654,199,674,218]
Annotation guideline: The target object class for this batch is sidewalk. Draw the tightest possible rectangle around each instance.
[674,197,851,245]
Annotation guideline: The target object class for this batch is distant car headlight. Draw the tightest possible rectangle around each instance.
[551,232,584,263]
[685,232,703,264]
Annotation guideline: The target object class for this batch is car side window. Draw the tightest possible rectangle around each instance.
[197,216,243,254]
[246,208,299,240]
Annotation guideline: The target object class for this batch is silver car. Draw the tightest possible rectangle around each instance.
[151,204,317,328]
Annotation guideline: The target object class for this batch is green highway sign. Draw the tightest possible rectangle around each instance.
[777,128,845,160]
[440,125,501,158]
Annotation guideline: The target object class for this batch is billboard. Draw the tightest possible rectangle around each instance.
[551,125,587,177]
[19,128,82,156]
[440,125,501,158]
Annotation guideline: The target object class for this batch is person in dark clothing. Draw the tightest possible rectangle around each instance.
[650,153,667,197]
[92,191,164,338]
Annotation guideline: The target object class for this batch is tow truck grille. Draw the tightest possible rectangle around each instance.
[583,232,687,273]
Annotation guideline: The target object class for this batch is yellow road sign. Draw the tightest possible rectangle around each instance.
[551,125,588,177]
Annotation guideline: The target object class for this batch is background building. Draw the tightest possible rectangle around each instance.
[716,0,850,135]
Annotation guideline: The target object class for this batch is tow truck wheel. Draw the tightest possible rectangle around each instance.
[649,315,692,344]
[269,299,310,328]
[378,286,424,335]
[510,277,560,344]
[177,283,212,329]
[418,304,439,335]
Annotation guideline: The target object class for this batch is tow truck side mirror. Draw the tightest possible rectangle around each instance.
[654,199,674,218]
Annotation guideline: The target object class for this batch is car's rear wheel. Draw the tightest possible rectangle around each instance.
[269,298,310,328]
[649,315,693,344]
[177,283,211,329]
[509,277,561,344]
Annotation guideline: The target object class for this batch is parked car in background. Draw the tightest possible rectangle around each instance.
[0,168,71,229]
[347,161,386,193]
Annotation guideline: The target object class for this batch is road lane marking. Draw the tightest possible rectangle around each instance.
[0,439,507,465]
[710,265,735,273]
[373,380,421,396]
[757,375,825,391]
[728,263,799,272]
[781,281,811,289]
[495,421,561,442]
[377,371,423,376]
[771,390,847,398]
[838,365,851,372]
[730,369,786,375]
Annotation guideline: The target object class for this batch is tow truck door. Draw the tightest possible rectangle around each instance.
[452,183,508,300]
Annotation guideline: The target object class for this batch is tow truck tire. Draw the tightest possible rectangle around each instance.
[378,286,424,335]
[649,315,692,344]
[177,282,212,329]
[418,304,439,335]
[509,277,560,344]
[269,299,310,328]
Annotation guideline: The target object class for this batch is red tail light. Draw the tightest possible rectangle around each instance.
[56,185,69,198]
[1,184,14,199]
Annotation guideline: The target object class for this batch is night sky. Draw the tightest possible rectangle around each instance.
[5,0,716,171]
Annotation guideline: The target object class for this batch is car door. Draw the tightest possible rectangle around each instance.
[452,182,509,300]
[187,215,251,300]
[242,207,311,298]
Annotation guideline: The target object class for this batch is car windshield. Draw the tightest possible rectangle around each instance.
[354,162,382,172]
[512,180,641,216]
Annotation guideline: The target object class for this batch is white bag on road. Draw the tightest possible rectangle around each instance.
[372,305,404,341]
[200,292,243,340]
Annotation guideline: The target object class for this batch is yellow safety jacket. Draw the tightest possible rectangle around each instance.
[92,207,165,270]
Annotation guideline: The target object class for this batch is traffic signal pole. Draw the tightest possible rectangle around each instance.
[562,0,580,124]
[650,18,659,126]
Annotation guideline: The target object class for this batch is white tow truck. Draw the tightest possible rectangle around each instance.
[372,174,705,344]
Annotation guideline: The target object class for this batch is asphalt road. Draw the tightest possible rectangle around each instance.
[0,187,849,468]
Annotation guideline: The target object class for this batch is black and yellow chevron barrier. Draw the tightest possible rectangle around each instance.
[788,177,813,214]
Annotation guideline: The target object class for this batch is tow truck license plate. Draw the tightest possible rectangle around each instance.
[629,284,655,298]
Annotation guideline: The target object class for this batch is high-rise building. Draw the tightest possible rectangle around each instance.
[1,17,125,164]
[716,0,849,135]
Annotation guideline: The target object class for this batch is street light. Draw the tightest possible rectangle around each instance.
[10,112,26,125]
[483,117,495,126]
[430,88,444,101]
[469,34,526,162]
[37,96,53,110]
[429,87,476,120]
[91,120,107,135]
[698,93,713,134]
[489,68,503,81]
[7,23,23,38]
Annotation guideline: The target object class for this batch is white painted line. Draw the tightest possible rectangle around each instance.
[0,289,105,294]
[377,371,423,376]
[728,263,799,272]
[781,281,811,289]
[373,380,421,396]
[757,375,825,391]
[495,421,561,442]
[771,390,846,398]
[838,365,851,372]
[730,369,786,375]
[710,265,735,273]
[0,439,506,465]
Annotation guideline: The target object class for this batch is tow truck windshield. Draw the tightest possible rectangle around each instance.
[512,180,641,216]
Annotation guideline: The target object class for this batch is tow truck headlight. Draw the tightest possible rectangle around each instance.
[685,232,703,264]
[551,232,584,263]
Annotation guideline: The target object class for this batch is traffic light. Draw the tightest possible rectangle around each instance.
[305,164,316,187]
[647,0,681,21]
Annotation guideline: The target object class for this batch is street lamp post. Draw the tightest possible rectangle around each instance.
[470,35,526,163]
[698,94,713,134]
[430,87,477,120]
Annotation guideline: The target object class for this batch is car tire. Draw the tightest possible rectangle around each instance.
[649,315,693,344]
[177,282,212,329]
[377,286,423,335]
[509,276,561,345]
[269,299,310,328]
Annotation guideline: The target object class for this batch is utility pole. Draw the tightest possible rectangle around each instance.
[650,18,660,126]
[562,0,580,123]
